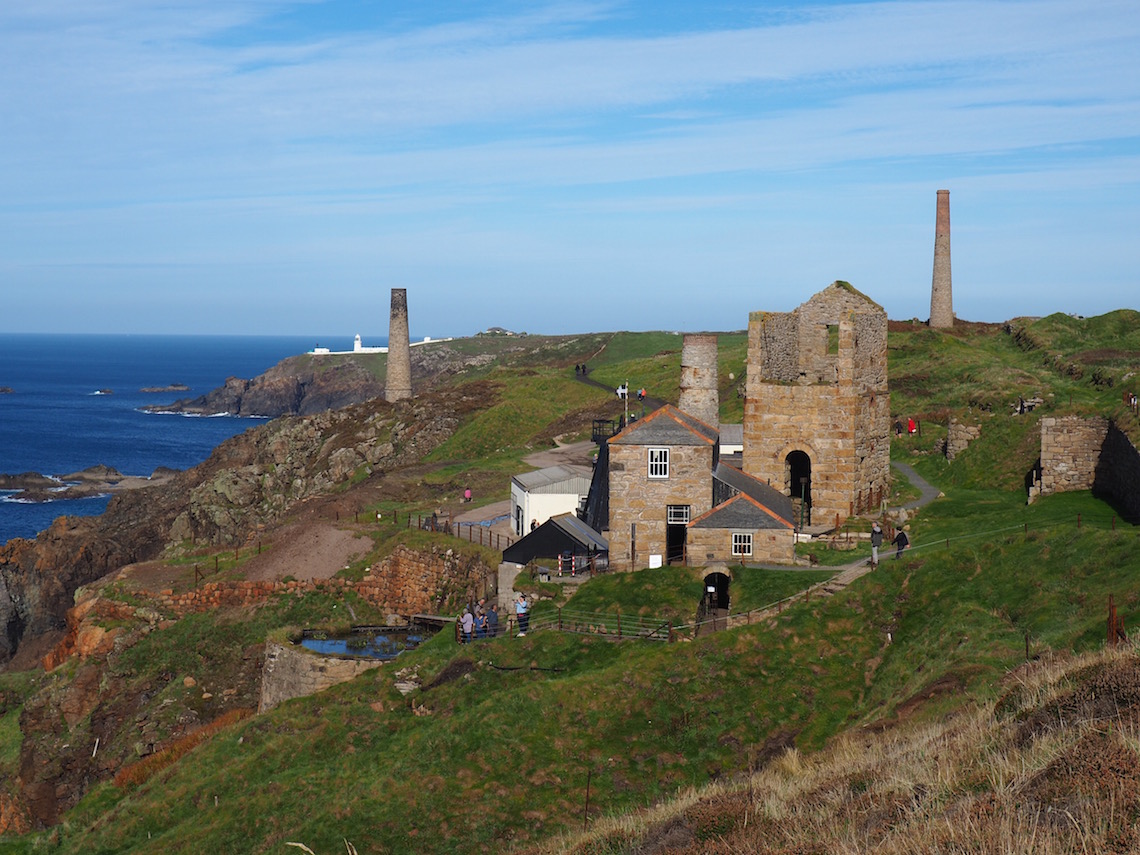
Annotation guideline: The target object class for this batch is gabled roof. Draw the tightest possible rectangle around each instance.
[709,462,795,527]
[609,404,719,447]
[689,492,795,531]
[512,464,592,493]
[501,512,608,564]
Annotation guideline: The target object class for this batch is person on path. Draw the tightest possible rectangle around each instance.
[463,486,472,503]
[460,608,474,643]
[891,529,909,560]
[487,603,500,637]
[475,609,487,640]
[907,417,917,435]
[515,594,530,636]
[870,522,883,567]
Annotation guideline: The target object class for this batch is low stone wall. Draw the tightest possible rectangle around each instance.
[258,642,382,713]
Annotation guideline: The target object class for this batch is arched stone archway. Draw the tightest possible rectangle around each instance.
[785,450,812,528]
[703,570,731,611]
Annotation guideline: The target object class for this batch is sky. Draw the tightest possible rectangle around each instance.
[2,0,1138,337]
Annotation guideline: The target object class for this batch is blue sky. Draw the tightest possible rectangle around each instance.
[2,1,1138,337]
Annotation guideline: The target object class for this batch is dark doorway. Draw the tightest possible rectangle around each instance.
[666,504,690,564]
[786,450,812,528]
[703,571,730,610]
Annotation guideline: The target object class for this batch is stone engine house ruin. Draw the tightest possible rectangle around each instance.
[742,282,891,528]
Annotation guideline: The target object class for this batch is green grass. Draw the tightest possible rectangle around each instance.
[6,311,1140,854]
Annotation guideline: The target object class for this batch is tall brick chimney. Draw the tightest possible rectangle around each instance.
[678,334,719,427]
[929,189,954,329]
[385,288,413,402]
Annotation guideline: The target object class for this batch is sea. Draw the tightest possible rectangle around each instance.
[0,333,377,545]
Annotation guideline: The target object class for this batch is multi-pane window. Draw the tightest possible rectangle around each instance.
[732,532,753,556]
[667,505,690,525]
[648,447,669,479]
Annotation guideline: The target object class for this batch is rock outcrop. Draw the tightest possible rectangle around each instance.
[0,383,494,666]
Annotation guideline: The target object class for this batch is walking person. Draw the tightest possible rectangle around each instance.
[891,528,909,560]
[870,522,883,567]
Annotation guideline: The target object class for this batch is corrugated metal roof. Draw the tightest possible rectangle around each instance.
[549,513,609,551]
[718,423,743,447]
[512,464,593,493]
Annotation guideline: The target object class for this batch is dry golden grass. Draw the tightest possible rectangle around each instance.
[519,645,1140,854]
[112,707,254,789]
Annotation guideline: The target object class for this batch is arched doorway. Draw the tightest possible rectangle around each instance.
[786,450,812,529]
[703,571,731,610]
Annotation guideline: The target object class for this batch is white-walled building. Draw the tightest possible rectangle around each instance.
[510,464,593,537]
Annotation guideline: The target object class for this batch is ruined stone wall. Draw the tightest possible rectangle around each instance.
[259,642,382,713]
[686,527,793,566]
[608,443,714,571]
[743,288,890,527]
[1036,417,1140,523]
[946,420,982,461]
[743,284,890,528]
[1039,416,1110,495]
[1096,424,1140,523]
[678,334,720,427]
[748,311,799,382]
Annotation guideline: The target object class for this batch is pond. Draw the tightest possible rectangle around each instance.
[298,625,435,660]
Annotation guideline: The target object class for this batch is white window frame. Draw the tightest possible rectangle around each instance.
[667,505,690,525]
[732,532,753,557]
[647,447,669,479]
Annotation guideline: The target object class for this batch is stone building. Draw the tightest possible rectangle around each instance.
[742,282,890,528]
[606,405,793,571]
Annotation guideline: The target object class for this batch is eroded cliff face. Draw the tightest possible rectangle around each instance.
[0,384,493,667]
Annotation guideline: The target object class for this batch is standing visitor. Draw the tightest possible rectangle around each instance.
[891,529,910,560]
[870,522,883,567]
[463,486,472,503]
[515,594,530,636]
[487,603,500,637]
[907,417,917,435]
[460,608,474,643]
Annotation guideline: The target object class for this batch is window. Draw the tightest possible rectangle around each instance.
[667,505,690,525]
[648,447,669,479]
[732,532,753,557]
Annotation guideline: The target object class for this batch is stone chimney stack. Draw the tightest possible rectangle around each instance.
[929,189,954,329]
[678,334,719,427]
[385,288,413,402]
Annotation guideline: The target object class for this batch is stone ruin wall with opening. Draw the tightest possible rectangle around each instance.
[742,285,890,525]
[1034,416,1140,523]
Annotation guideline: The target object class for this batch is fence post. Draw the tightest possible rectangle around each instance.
[558,607,563,632]
[617,610,622,640]
[1078,513,1082,529]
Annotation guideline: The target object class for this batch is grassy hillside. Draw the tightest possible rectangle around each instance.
[2,315,1139,854]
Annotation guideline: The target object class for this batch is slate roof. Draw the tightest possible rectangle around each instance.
[705,462,796,528]
[689,493,795,531]
[609,404,719,447]
[501,512,608,565]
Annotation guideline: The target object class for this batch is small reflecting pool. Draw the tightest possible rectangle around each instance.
[299,626,434,660]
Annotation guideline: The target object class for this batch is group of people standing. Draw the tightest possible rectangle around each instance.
[458,594,530,642]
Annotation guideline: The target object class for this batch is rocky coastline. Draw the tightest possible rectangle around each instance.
[0,466,177,503]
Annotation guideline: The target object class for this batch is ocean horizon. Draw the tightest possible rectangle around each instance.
[0,332,387,544]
